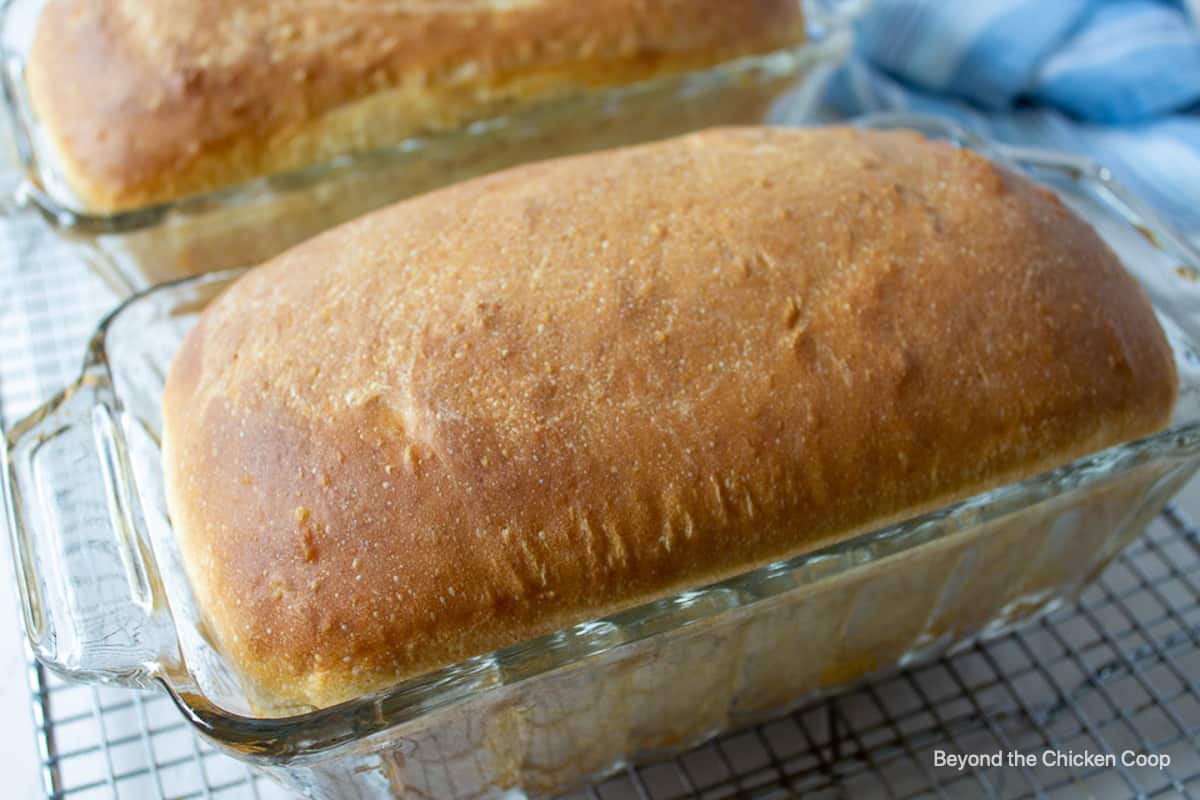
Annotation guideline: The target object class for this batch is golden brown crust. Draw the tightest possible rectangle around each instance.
[27,0,806,212]
[162,127,1178,712]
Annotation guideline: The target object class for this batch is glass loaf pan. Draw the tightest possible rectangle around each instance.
[0,0,858,295]
[7,114,1200,799]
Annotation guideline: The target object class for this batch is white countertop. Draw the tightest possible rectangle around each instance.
[0,553,48,800]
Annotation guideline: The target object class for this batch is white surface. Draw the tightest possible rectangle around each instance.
[0,556,45,800]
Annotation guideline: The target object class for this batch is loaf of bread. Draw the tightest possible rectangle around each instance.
[27,0,806,213]
[162,127,1177,712]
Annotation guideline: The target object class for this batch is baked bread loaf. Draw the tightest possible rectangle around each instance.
[162,126,1177,712]
[27,0,806,213]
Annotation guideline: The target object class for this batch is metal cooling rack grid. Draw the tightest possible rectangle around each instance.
[21,499,1200,800]
[3,199,1200,800]
[565,508,1200,800]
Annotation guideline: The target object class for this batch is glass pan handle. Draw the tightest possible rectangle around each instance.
[2,367,176,688]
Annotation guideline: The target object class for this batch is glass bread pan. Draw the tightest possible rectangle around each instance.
[0,0,860,295]
[6,114,1200,799]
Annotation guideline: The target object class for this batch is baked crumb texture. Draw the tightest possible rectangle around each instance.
[161,127,1177,713]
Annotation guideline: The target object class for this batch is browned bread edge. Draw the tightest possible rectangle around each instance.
[28,0,806,211]
[162,127,1177,712]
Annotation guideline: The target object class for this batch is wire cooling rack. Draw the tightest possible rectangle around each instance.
[3,198,1200,800]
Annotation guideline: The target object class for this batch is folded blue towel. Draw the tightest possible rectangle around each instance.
[813,0,1200,236]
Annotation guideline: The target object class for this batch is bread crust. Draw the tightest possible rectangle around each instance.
[27,0,807,212]
[162,127,1178,712]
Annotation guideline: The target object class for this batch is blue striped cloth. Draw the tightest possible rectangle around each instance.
[811,0,1200,237]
